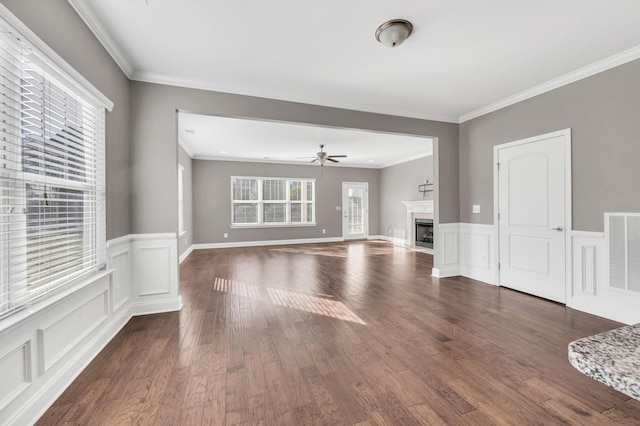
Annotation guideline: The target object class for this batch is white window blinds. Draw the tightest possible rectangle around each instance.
[0,16,106,318]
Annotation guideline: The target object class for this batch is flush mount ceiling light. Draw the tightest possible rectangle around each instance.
[375,19,413,48]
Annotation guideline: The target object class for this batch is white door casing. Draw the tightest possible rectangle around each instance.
[495,129,572,303]
[342,182,369,240]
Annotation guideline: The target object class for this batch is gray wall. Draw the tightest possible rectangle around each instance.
[3,0,132,239]
[380,156,434,239]
[130,81,460,237]
[460,58,640,232]
[193,160,380,243]
[178,145,193,254]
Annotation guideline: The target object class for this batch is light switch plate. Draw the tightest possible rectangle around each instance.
[473,205,481,213]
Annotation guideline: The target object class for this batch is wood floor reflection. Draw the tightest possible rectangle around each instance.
[37,241,640,425]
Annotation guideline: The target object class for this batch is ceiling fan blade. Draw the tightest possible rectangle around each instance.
[296,156,317,159]
[328,155,347,158]
[327,158,339,163]
[310,158,318,163]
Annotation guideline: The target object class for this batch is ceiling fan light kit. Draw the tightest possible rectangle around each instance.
[375,19,413,48]
[308,144,347,167]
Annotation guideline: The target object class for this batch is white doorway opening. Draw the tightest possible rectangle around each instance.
[342,182,369,240]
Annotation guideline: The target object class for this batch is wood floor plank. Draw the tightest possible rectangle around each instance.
[203,374,226,426]
[306,372,348,425]
[35,241,640,425]
[262,360,296,424]
[224,367,250,425]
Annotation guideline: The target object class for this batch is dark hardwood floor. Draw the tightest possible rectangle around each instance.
[37,241,640,425]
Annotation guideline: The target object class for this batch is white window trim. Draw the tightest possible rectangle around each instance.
[178,164,185,234]
[230,176,316,227]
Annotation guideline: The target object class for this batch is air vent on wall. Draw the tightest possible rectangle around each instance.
[608,213,640,292]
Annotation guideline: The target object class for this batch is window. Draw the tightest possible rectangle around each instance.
[0,17,106,318]
[231,177,315,226]
[178,164,184,233]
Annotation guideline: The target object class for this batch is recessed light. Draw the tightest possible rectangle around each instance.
[368,159,374,162]
[220,151,227,154]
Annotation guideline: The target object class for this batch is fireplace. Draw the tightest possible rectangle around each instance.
[415,218,434,248]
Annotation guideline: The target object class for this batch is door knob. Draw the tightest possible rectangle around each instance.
[549,226,564,231]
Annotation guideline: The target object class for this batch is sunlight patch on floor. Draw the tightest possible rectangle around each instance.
[267,287,366,325]
[213,277,366,324]
[213,277,260,299]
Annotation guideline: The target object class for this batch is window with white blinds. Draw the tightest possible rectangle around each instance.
[0,17,106,318]
[231,176,315,226]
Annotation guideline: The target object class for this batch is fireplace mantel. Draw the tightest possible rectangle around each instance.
[401,200,434,213]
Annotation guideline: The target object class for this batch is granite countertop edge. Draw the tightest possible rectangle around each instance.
[568,323,640,401]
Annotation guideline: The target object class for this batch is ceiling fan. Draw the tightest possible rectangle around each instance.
[301,144,347,166]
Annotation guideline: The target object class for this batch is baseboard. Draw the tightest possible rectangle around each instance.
[431,265,461,278]
[13,306,132,426]
[193,237,344,249]
[130,296,183,316]
[367,235,387,241]
[380,235,411,247]
[179,245,194,263]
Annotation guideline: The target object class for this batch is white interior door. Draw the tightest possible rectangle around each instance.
[342,182,368,240]
[497,131,570,303]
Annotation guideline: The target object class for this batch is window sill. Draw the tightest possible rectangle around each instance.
[179,231,187,237]
[230,223,317,229]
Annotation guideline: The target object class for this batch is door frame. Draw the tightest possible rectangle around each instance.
[493,128,572,302]
[342,181,369,240]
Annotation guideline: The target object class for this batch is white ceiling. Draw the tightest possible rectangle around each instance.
[69,1,640,166]
[70,0,640,122]
[178,113,432,168]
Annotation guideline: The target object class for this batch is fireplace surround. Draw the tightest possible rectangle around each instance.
[401,200,434,252]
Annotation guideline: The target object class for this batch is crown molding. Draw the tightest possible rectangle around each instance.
[67,0,133,77]
[460,44,640,123]
[131,70,461,124]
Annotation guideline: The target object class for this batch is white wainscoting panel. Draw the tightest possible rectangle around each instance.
[460,224,497,285]
[0,272,133,426]
[108,246,131,312]
[432,223,461,278]
[0,340,31,411]
[569,230,640,325]
[130,233,181,315]
[443,232,459,265]
[138,246,172,296]
[1,232,182,425]
[37,290,109,373]
[580,245,597,295]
